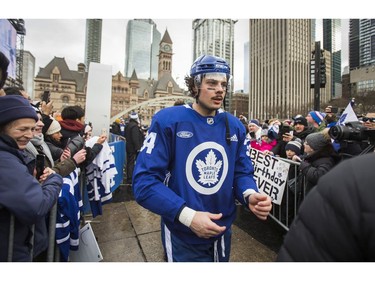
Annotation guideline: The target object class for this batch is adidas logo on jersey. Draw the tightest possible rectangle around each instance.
[230,134,238,142]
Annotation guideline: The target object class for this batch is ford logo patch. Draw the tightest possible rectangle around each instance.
[177,131,193,138]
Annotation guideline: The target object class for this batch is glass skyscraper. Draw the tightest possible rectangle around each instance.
[349,19,375,97]
[84,19,102,69]
[125,19,161,80]
[192,19,236,111]
[323,19,342,98]
[351,19,375,67]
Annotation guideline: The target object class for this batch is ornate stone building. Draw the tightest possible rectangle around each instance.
[33,30,187,125]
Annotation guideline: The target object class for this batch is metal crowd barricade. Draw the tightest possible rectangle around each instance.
[109,132,125,143]
[6,204,58,262]
[269,157,307,231]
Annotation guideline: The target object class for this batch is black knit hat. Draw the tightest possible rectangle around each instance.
[293,115,308,127]
[0,95,38,126]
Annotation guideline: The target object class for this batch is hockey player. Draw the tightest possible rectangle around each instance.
[132,55,272,262]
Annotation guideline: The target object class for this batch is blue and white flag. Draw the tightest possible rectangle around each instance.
[337,102,358,126]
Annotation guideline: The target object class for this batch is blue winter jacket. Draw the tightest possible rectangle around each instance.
[0,134,62,261]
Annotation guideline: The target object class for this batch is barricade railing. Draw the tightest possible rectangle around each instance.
[6,206,58,262]
[109,133,125,143]
[269,157,307,231]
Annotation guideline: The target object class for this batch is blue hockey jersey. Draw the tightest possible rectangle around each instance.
[132,104,258,244]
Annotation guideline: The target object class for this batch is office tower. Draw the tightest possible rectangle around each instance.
[125,19,161,80]
[249,19,312,120]
[21,50,35,98]
[349,19,360,70]
[192,19,236,111]
[323,19,341,98]
[84,19,102,69]
[359,19,375,66]
[350,19,375,69]
[348,19,375,100]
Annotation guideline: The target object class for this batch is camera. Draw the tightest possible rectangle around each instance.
[329,121,375,142]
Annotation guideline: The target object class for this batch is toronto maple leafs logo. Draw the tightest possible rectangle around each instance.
[186,142,228,195]
[195,150,222,186]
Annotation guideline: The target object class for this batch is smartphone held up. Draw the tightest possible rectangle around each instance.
[35,154,45,180]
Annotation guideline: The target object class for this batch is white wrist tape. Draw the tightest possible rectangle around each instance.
[178,206,196,227]
[243,189,257,203]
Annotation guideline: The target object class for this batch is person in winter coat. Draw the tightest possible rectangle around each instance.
[3,86,87,178]
[110,119,122,136]
[124,112,144,185]
[58,105,107,167]
[250,128,277,152]
[292,115,317,155]
[297,130,340,197]
[0,95,62,261]
[27,113,87,177]
[263,119,294,159]
[246,119,262,142]
[277,152,375,261]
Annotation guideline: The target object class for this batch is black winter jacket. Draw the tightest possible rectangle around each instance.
[277,153,375,261]
[124,119,144,153]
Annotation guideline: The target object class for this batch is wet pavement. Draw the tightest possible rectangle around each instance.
[87,184,287,262]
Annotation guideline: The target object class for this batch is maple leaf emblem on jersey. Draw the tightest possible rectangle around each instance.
[195,150,222,186]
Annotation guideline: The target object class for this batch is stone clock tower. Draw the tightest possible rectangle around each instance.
[158,29,173,80]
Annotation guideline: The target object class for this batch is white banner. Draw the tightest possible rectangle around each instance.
[85,63,112,137]
[249,148,290,205]
[337,102,358,126]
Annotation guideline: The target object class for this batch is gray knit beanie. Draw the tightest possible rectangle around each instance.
[305,132,330,151]
[285,138,302,154]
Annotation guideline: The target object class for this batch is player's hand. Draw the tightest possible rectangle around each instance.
[248,193,272,220]
[190,211,226,239]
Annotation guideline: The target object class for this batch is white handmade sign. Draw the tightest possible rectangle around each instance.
[249,148,290,205]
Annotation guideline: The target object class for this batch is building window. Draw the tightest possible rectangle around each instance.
[62,96,69,105]
[53,74,59,83]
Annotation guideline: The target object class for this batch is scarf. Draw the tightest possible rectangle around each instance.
[29,134,55,167]
[59,119,84,133]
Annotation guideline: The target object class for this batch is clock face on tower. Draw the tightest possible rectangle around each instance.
[163,44,171,52]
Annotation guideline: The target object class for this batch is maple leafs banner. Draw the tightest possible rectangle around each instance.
[249,148,290,205]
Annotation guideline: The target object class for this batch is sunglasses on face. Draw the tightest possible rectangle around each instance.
[362,117,375,122]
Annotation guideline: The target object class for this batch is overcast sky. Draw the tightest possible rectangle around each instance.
[23,19,249,91]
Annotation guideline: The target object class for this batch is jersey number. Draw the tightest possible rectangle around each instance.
[140,132,156,154]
